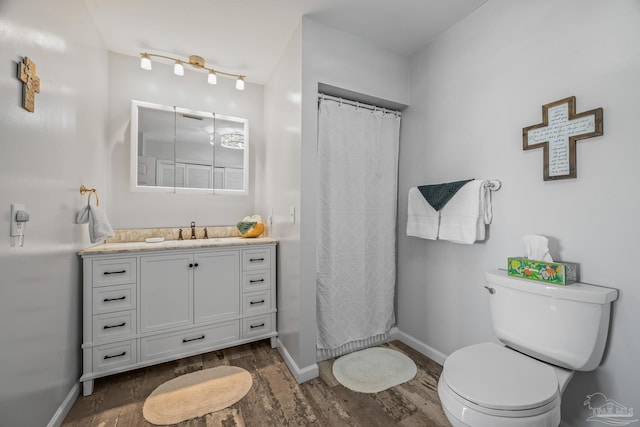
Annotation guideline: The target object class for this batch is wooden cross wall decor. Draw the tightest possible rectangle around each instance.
[523,96,602,181]
[18,57,41,112]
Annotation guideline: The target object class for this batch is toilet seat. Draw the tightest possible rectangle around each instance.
[441,343,560,416]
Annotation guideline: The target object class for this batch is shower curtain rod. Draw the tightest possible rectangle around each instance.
[318,93,401,116]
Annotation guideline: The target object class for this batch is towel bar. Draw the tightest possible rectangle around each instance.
[80,185,99,206]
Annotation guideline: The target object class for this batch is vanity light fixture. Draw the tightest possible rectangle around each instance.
[140,52,245,90]
[235,76,245,91]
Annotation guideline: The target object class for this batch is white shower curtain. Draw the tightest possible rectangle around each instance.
[316,98,400,359]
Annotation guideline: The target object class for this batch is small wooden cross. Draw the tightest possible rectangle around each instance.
[523,96,602,181]
[18,57,40,112]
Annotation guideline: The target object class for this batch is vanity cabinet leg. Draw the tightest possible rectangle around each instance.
[270,337,278,349]
[82,379,94,397]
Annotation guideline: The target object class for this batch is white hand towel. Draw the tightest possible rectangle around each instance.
[76,205,114,243]
[407,187,439,240]
[438,180,492,244]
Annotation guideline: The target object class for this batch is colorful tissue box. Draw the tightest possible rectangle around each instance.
[507,257,578,285]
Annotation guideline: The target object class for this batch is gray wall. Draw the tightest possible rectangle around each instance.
[398,1,640,425]
[264,17,411,378]
[107,52,265,228]
[0,0,108,425]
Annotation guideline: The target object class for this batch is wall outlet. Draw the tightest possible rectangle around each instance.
[10,203,26,237]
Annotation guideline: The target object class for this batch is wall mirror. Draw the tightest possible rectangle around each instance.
[130,100,249,194]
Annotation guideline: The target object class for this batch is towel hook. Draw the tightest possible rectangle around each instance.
[486,180,502,191]
[80,185,99,206]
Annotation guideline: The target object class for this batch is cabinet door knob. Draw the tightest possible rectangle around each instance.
[189,263,194,268]
[194,263,199,267]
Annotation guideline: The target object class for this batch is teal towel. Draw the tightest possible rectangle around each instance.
[418,179,473,211]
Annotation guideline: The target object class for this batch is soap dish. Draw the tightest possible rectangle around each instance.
[145,237,165,243]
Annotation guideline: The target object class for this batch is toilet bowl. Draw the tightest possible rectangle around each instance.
[438,270,617,427]
[438,342,573,427]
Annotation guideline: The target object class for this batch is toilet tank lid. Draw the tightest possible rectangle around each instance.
[485,270,618,304]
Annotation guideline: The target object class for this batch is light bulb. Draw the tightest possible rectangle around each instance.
[208,70,217,85]
[235,76,245,90]
[140,54,152,70]
[174,61,184,76]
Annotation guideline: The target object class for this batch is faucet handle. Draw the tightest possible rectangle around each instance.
[204,228,209,239]
[178,228,184,240]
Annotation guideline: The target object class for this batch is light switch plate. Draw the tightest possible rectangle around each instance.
[289,206,295,225]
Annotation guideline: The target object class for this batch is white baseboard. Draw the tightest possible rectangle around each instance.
[397,330,448,365]
[276,338,319,384]
[47,382,79,427]
[388,326,400,341]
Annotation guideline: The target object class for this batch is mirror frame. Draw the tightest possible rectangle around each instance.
[130,100,249,195]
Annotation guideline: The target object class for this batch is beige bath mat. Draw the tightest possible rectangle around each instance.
[142,365,252,425]
[332,347,417,393]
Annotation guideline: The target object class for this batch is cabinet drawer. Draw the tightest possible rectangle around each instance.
[140,321,240,363]
[242,315,273,339]
[242,290,271,316]
[93,311,136,342]
[92,258,136,287]
[92,283,136,314]
[243,249,271,271]
[242,270,271,293]
[93,340,137,372]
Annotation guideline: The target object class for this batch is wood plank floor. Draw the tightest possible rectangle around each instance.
[63,340,452,426]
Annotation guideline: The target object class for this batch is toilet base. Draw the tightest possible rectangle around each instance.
[438,376,561,427]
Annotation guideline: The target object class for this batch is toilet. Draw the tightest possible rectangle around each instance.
[438,270,618,427]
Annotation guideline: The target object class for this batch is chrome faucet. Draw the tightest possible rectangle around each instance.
[190,221,197,239]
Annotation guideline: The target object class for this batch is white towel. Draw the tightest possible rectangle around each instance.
[406,187,439,240]
[76,205,114,243]
[438,180,492,244]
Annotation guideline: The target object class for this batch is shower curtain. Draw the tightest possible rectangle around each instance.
[316,98,401,359]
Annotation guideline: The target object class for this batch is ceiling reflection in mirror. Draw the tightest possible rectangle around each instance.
[131,100,248,193]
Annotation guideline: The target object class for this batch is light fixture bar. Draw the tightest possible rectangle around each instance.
[140,52,246,89]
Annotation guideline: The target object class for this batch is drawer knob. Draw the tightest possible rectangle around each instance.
[103,296,126,302]
[103,270,126,275]
[250,323,265,329]
[104,351,126,360]
[250,300,265,305]
[182,335,205,343]
[103,322,126,329]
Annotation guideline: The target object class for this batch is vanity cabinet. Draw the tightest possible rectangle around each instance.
[80,241,276,396]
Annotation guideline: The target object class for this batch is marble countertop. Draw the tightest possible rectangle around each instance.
[79,236,278,256]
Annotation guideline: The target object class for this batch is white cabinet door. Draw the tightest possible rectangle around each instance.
[140,253,193,332]
[193,250,240,324]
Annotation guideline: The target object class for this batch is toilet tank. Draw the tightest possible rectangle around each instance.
[485,270,617,371]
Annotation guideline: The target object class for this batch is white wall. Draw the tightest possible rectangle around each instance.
[263,24,304,372]
[0,0,108,425]
[398,0,640,424]
[297,17,410,375]
[107,52,265,228]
